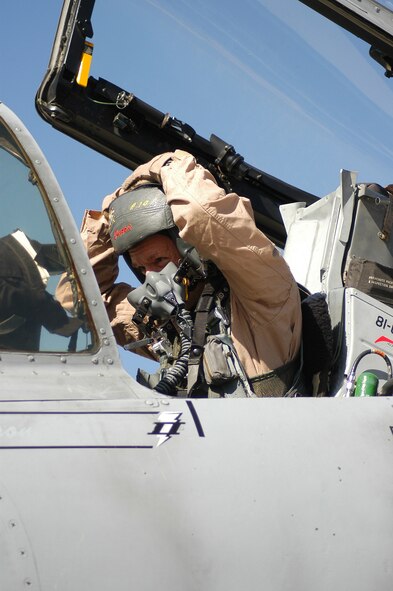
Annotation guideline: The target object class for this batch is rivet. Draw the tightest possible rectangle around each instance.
[107,358,114,365]
[70,238,76,244]
[146,400,154,406]
[161,400,170,405]
[91,358,99,365]
[14,127,21,132]
[34,159,41,165]
[80,268,87,275]
[60,356,67,363]
[99,328,106,335]
[27,355,35,362]
[103,338,109,346]
[53,197,59,202]
[91,300,97,306]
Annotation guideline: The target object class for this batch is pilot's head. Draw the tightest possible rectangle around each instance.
[108,184,183,281]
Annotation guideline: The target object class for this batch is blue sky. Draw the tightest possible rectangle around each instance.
[1,0,393,376]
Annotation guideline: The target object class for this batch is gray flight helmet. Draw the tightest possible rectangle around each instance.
[108,184,203,281]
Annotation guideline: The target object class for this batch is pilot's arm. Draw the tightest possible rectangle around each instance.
[121,150,301,378]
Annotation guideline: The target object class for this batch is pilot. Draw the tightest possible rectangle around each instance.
[78,150,302,397]
[0,230,80,350]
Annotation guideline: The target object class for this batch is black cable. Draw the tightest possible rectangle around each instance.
[154,309,193,396]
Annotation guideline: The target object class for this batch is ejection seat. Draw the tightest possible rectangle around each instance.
[281,171,393,396]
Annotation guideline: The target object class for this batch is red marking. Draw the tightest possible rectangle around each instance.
[375,336,393,346]
[114,225,132,239]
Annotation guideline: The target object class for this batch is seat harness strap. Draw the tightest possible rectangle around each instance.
[187,280,216,395]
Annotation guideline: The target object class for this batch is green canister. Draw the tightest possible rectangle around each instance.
[354,372,379,397]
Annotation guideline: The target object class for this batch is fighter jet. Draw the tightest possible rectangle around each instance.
[0,1,392,589]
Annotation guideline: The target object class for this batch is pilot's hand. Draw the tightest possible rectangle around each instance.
[51,317,83,337]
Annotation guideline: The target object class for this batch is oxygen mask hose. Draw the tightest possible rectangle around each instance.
[127,262,194,395]
[154,308,193,396]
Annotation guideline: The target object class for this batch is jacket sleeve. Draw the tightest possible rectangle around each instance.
[156,151,302,376]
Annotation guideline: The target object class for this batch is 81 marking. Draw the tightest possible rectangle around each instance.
[376,315,393,333]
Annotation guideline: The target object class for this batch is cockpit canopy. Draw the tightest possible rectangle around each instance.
[0,117,95,353]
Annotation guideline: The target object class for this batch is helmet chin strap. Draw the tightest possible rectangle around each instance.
[122,250,145,283]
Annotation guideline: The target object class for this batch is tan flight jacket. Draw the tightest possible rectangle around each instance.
[61,150,302,377]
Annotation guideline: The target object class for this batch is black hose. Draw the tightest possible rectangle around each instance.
[346,348,393,396]
[154,309,192,396]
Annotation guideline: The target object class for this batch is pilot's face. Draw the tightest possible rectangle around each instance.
[129,234,181,275]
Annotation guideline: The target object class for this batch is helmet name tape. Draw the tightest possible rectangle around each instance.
[113,225,133,240]
[130,199,150,210]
